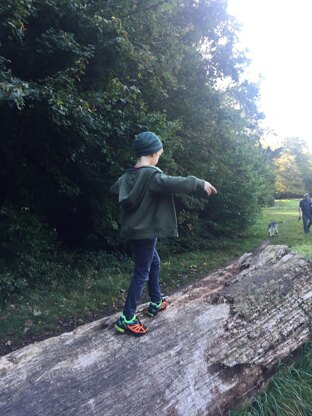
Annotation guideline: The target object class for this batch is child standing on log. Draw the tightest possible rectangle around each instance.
[110,131,217,336]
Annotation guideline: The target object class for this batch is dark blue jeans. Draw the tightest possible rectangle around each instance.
[123,238,161,319]
[303,213,312,233]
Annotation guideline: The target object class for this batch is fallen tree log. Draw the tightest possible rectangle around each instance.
[1,244,312,416]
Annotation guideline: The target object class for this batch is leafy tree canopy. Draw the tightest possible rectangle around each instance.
[0,0,273,248]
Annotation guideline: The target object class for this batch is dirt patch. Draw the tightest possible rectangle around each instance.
[0,306,117,357]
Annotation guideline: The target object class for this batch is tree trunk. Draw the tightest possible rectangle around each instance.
[1,244,312,416]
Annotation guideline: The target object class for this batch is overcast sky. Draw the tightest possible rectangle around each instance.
[227,0,312,147]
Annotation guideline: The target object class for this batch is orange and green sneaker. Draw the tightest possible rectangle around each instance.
[114,314,148,336]
[147,298,169,317]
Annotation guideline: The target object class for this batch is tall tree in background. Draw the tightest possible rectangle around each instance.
[275,153,305,196]
[275,137,312,197]
[0,0,273,248]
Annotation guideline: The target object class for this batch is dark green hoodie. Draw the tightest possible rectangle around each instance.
[110,166,205,240]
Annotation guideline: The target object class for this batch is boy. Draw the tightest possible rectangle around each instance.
[110,131,217,336]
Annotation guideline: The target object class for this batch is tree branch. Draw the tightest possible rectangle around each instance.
[119,0,169,19]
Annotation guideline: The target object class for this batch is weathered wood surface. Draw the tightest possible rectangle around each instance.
[1,245,312,416]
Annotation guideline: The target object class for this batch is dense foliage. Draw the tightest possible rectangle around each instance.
[274,137,312,198]
[0,0,275,295]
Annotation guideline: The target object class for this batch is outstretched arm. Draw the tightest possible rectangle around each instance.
[150,173,217,195]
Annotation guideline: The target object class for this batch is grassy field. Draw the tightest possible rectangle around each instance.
[260,199,312,259]
[2,199,312,416]
[230,199,312,416]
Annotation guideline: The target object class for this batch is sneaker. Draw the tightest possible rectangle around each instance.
[147,298,169,317]
[114,314,148,336]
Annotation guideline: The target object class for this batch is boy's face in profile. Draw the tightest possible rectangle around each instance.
[150,149,163,166]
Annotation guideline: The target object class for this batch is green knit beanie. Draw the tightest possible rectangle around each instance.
[133,131,163,157]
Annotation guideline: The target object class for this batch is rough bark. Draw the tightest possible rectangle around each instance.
[1,244,312,416]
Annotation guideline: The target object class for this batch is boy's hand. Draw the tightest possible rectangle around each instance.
[204,181,217,196]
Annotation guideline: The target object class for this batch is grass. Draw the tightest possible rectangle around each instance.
[0,256,134,350]
[0,234,264,352]
[261,199,312,259]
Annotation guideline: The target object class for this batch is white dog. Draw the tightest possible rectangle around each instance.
[268,221,278,237]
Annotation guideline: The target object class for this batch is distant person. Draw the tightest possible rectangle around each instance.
[110,131,217,336]
[299,193,312,233]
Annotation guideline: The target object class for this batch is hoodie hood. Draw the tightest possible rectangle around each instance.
[118,166,161,212]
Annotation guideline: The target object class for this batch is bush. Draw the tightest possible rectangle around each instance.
[0,207,63,301]
[0,206,134,303]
